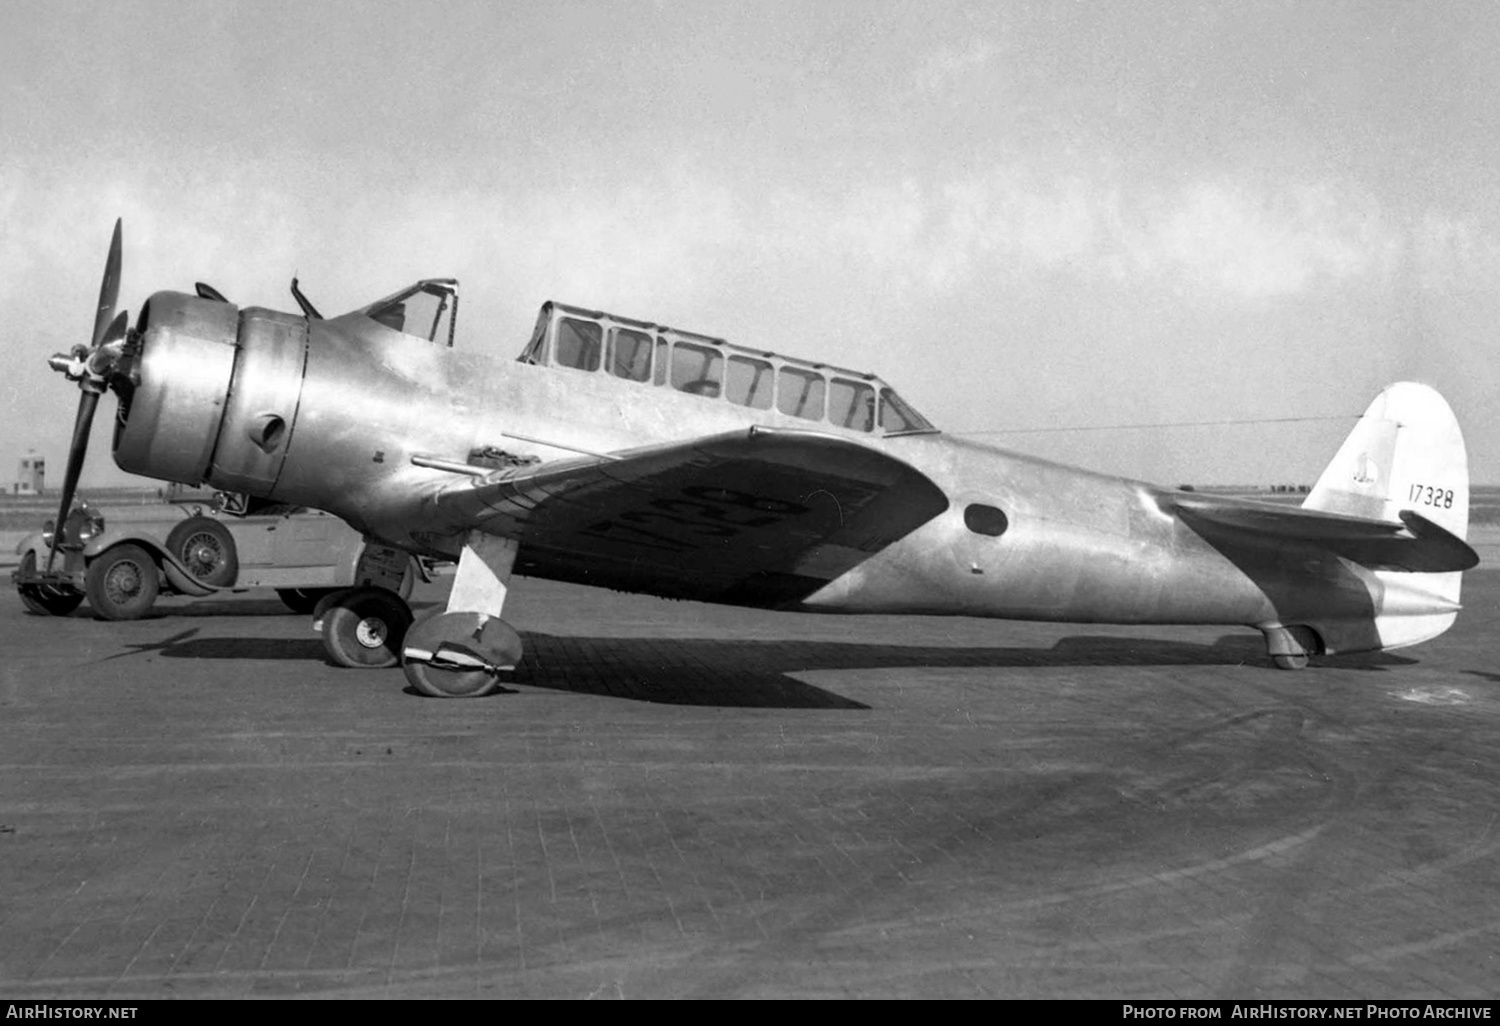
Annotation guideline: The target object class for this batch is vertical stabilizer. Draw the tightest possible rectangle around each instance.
[1303,381,1469,649]
[1304,382,1468,539]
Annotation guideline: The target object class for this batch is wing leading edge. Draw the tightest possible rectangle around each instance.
[1173,494,1479,573]
[426,427,951,607]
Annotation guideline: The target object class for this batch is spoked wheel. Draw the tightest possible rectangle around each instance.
[16,551,84,616]
[401,612,523,698]
[319,587,413,668]
[165,517,237,586]
[85,544,160,620]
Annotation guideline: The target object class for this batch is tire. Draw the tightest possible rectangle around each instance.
[277,587,337,614]
[165,517,238,587]
[400,611,522,698]
[403,659,502,699]
[16,551,84,616]
[85,544,160,620]
[321,587,413,668]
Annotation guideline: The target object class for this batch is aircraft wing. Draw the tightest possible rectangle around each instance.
[426,427,950,606]
[1172,495,1479,573]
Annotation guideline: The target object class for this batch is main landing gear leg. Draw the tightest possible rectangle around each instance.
[402,533,522,698]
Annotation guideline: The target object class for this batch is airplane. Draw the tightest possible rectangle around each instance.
[32,220,1478,697]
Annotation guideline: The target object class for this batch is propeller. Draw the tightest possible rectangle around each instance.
[44,219,126,570]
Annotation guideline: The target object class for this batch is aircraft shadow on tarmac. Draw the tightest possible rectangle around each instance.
[130,628,1418,709]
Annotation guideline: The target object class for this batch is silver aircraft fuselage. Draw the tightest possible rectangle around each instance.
[110,292,1385,639]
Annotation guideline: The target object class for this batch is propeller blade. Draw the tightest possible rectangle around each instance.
[47,219,123,570]
[195,282,228,303]
[90,218,122,351]
[44,390,100,571]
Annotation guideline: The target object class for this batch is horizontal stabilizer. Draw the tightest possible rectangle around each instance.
[1173,495,1478,573]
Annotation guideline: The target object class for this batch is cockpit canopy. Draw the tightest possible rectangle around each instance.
[517,301,936,436]
[347,278,460,346]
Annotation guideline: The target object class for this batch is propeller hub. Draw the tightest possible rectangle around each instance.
[47,351,88,381]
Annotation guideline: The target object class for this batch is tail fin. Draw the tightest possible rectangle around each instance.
[1304,381,1469,539]
[1304,381,1469,650]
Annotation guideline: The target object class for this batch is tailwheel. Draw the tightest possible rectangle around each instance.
[401,611,523,698]
[316,586,413,668]
[1262,624,1321,671]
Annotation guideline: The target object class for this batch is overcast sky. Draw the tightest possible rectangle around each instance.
[3,0,1499,490]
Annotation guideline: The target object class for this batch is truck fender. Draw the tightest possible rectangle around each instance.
[83,537,219,597]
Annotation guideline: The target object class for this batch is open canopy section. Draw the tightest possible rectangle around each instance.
[516,301,937,437]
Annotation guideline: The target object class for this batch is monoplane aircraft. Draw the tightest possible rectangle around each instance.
[32,221,1478,696]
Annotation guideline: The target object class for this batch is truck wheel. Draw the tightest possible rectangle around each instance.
[320,587,413,668]
[16,552,84,616]
[85,544,160,620]
[165,517,238,587]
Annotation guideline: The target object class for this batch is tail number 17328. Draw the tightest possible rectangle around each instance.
[1408,483,1455,509]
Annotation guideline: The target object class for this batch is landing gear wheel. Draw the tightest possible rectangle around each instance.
[277,587,335,614]
[404,660,500,699]
[16,552,84,616]
[1272,653,1310,671]
[319,586,413,668]
[401,612,523,698]
[85,544,160,620]
[165,517,238,587]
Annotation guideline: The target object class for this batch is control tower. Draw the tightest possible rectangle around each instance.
[14,452,45,496]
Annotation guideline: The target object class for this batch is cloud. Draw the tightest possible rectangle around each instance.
[1413,210,1500,292]
[911,40,996,96]
[802,169,1449,304]
[1141,181,1390,298]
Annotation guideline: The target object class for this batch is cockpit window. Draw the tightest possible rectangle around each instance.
[608,327,653,382]
[828,378,875,432]
[727,355,774,410]
[879,387,935,434]
[671,341,722,397]
[515,301,939,435]
[556,317,603,372]
[362,280,459,345]
[777,366,825,421]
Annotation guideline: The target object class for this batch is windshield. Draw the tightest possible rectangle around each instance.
[357,279,459,345]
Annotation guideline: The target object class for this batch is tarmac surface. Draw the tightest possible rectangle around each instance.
[2,571,1499,999]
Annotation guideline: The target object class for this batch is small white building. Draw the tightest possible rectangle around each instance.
[14,453,45,496]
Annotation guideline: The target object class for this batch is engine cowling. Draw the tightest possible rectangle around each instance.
[113,291,309,496]
[113,292,237,486]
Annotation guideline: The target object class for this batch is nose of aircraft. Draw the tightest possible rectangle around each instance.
[43,218,129,569]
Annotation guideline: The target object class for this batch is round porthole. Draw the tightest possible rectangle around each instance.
[964,503,1008,537]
